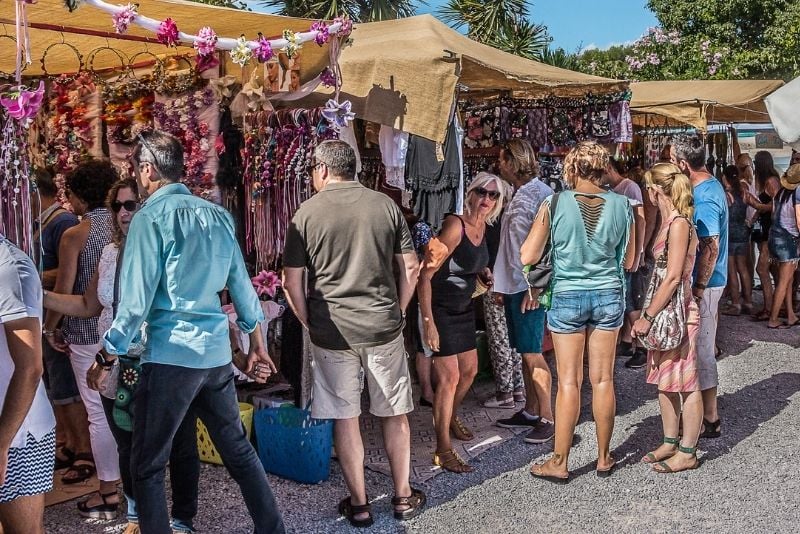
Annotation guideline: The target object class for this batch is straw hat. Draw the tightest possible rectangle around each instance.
[781,164,800,191]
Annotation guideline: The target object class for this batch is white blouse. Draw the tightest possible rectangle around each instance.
[96,243,119,339]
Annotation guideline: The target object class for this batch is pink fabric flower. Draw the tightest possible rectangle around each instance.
[334,16,353,36]
[311,21,330,46]
[255,33,274,63]
[251,270,281,298]
[0,80,45,122]
[195,53,219,73]
[112,3,137,34]
[157,18,179,47]
[320,67,337,88]
[194,27,218,56]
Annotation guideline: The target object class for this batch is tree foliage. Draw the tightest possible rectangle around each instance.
[438,0,551,60]
[259,0,418,21]
[573,0,800,81]
[189,0,250,10]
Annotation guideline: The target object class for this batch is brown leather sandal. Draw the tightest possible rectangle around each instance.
[337,496,373,528]
[433,449,474,473]
[450,416,474,441]
[392,488,427,520]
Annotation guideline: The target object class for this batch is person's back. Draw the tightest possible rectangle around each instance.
[286,182,409,350]
[550,190,632,293]
[692,177,729,288]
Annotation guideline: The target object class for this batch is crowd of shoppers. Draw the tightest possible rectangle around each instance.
[3,126,798,533]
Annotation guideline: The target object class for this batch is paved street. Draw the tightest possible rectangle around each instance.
[44,309,800,533]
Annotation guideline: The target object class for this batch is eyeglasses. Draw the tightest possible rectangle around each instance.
[136,133,158,168]
[473,187,501,201]
[111,200,140,213]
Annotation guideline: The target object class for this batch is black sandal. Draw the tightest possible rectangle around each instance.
[338,496,373,528]
[392,488,427,520]
[54,446,76,470]
[62,453,96,485]
[77,491,119,520]
[700,418,721,439]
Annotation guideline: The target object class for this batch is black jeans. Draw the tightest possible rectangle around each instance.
[101,395,199,525]
[131,363,285,534]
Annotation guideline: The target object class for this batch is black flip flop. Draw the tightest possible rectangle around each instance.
[62,453,96,485]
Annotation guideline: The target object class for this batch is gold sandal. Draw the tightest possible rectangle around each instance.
[433,449,474,473]
[450,416,475,441]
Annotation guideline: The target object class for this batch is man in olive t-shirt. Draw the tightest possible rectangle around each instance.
[283,140,424,524]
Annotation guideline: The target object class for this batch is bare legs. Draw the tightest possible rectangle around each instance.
[0,494,46,534]
[415,352,434,404]
[522,353,553,421]
[531,327,618,477]
[646,390,703,465]
[756,241,774,315]
[726,254,753,311]
[768,261,798,328]
[432,351,478,454]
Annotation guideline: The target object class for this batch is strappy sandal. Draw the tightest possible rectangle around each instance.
[337,496,373,528]
[450,416,474,441]
[653,444,700,473]
[62,453,96,485]
[642,436,680,464]
[392,488,427,520]
[700,418,721,439]
[54,446,76,470]
[433,449,474,473]
[77,491,119,520]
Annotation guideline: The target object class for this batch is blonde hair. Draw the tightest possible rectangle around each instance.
[645,163,694,220]
[563,141,609,188]
[501,139,539,181]
[465,171,505,224]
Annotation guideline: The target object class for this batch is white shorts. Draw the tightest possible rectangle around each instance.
[696,286,723,390]
[310,334,414,419]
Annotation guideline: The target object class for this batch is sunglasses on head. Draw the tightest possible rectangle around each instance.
[111,200,139,213]
[473,187,501,200]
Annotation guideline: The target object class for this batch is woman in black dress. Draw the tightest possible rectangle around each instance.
[418,172,505,473]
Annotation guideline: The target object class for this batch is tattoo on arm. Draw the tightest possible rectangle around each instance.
[696,236,720,286]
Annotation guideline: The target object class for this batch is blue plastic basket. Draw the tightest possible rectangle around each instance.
[253,406,333,484]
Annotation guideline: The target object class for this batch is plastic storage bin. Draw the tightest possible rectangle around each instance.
[254,406,333,484]
[196,402,254,465]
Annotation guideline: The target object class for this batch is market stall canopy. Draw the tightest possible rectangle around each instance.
[630,80,784,131]
[765,76,800,149]
[295,14,628,143]
[0,0,330,82]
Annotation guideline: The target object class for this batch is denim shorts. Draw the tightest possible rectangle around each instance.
[547,288,625,334]
[42,339,81,404]
[768,226,800,263]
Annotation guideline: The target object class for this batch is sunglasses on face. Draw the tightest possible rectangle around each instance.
[111,200,140,213]
[473,187,501,201]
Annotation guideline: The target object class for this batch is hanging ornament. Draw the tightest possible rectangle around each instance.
[230,35,253,68]
[255,33,274,63]
[282,30,302,59]
[310,21,330,46]
[0,81,45,127]
[319,67,337,88]
[194,27,218,56]
[321,99,355,131]
[156,17,180,47]
[333,15,354,37]
[112,3,137,34]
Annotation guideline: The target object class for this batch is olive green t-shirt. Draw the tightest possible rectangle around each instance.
[283,181,414,350]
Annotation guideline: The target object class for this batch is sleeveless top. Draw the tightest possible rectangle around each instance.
[430,216,489,304]
[95,243,119,340]
[728,193,750,244]
[652,214,697,308]
[548,190,632,294]
[62,208,113,345]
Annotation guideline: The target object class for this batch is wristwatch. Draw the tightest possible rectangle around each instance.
[95,352,115,369]
[43,329,56,338]
[642,310,656,322]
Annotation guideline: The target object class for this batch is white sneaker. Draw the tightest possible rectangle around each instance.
[483,397,516,409]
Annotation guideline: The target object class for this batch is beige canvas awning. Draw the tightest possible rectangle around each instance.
[0,0,331,83]
[295,14,628,142]
[630,80,784,131]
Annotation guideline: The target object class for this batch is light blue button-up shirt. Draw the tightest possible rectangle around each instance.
[103,183,263,369]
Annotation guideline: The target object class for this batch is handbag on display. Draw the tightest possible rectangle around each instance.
[637,217,690,351]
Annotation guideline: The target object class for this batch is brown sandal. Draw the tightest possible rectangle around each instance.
[392,488,427,520]
[433,449,474,473]
[450,416,474,441]
[337,496,373,528]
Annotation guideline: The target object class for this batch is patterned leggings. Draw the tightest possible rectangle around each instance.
[483,290,524,395]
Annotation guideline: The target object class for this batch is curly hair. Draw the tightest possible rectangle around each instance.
[106,179,139,246]
[65,159,119,211]
[563,141,609,188]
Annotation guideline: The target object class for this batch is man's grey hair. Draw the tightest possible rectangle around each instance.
[134,130,185,183]
[315,140,357,181]
[673,136,706,171]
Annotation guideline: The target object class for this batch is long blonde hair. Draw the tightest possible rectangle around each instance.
[563,141,609,189]
[645,163,694,220]
[465,172,505,225]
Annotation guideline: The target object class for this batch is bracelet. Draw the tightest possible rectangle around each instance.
[43,329,56,337]
[642,310,656,322]
[693,282,707,290]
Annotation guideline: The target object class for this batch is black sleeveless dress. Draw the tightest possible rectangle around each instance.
[430,215,490,356]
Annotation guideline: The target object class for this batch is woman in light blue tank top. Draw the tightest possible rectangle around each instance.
[520,141,635,481]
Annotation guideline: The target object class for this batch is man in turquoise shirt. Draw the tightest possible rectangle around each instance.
[101,130,284,534]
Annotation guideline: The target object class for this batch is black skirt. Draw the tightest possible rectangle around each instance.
[431,294,477,356]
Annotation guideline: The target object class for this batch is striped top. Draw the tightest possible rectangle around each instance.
[62,208,113,345]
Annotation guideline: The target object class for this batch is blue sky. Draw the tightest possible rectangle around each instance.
[247,0,659,52]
